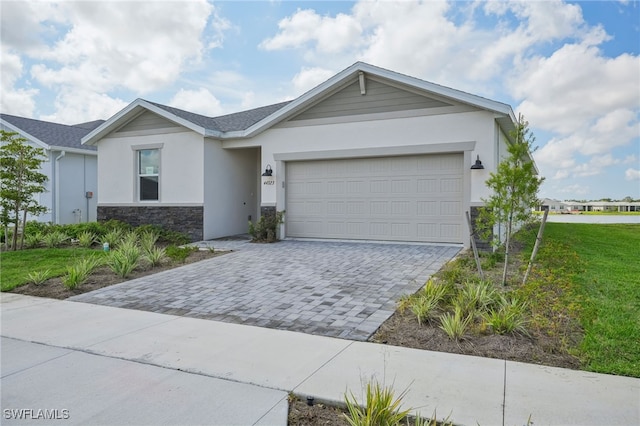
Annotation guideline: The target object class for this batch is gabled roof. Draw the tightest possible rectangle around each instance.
[1,114,103,153]
[83,61,517,145]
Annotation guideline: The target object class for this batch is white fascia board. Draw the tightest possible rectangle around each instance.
[0,119,50,150]
[49,146,97,156]
[82,99,208,146]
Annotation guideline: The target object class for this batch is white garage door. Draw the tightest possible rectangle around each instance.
[286,153,464,243]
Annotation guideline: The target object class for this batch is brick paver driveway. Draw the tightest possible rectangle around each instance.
[70,239,460,340]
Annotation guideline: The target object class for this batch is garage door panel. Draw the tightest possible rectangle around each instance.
[286,154,464,243]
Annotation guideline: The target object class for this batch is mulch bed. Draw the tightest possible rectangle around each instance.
[370,310,581,370]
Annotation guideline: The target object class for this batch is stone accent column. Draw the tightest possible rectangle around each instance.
[260,205,276,218]
[469,206,492,251]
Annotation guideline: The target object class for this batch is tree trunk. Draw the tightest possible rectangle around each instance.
[11,204,19,251]
[502,208,514,286]
[20,209,27,250]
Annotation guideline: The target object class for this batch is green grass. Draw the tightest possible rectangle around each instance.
[1,247,97,291]
[543,223,640,377]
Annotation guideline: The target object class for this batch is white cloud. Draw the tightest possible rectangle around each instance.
[558,184,590,195]
[625,168,640,181]
[40,89,127,125]
[513,44,639,135]
[169,88,224,117]
[292,67,335,95]
[31,1,213,93]
[260,9,362,55]
[0,47,38,117]
[2,1,217,122]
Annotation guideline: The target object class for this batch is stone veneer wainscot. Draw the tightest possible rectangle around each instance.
[98,206,204,242]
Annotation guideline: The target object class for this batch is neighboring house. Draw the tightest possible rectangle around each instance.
[0,114,104,224]
[537,198,566,212]
[83,62,537,248]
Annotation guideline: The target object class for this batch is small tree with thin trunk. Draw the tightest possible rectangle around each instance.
[0,130,48,250]
[476,114,544,285]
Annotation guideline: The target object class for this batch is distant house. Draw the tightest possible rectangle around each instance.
[537,198,566,212]
[0,114,104,224]
[83,62,538,248]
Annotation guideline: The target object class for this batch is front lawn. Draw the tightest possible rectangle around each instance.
[1,247,97,291]
[543,223,640,377]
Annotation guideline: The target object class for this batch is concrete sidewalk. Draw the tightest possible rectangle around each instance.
[2,294,639,426]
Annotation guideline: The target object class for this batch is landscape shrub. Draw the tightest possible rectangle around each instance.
[410,295,439,326]
[344,381,411,426]
[108,246,141,278]
[139,230,159,253]
[143,246,167,267]
[77,231,97,248]
[453,280,499,318]
[27,269,52,285]
[24,232,43,249]
[248,211,285,243]
[62,256,103,289]
[439,306,471,340]
[483,295,529,335]
[165,245,196,263]
[101,228,124,248]
[42,231,68,248]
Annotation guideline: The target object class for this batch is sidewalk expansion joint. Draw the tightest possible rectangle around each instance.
[290,340,356,395]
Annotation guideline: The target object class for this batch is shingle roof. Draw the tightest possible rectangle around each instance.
[146,100,291,133]
[0,114,103,151]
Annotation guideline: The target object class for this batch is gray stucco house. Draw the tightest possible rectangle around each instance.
[0,114,104,224]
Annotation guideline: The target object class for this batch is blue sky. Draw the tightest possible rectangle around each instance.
[1,0,638,200]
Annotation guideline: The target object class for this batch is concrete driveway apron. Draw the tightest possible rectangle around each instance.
[70,240,460,340]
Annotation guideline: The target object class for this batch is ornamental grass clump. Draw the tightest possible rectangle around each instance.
[62,256,103,289]
[143,246,167,267]
[439,306,471,340]
[42,231,68,248]
[77,231,96,248]
[108,242,141,278]
[101,228,124,249]
[27,269,52,285]
[139,230,159,253]
[453,280,499,318]
[410,295,439,326]
[483,295,529,335]
[24,232,43,249]
[344,381,411,426]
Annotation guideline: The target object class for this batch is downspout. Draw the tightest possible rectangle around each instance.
[84,155,89,222]
[54,151,66,224]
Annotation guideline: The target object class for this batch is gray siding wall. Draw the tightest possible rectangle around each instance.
[116,111,179,133]
[292,78,452,121]
[57,153,97,224]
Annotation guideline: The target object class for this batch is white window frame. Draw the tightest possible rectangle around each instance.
[132,144,163,202]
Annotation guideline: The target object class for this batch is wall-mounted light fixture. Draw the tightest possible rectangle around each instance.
[262,164,273,176]
[470,155,484,170]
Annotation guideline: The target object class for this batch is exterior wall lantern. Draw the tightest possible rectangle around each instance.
[262,164,275,187]
[470,155,484,170]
